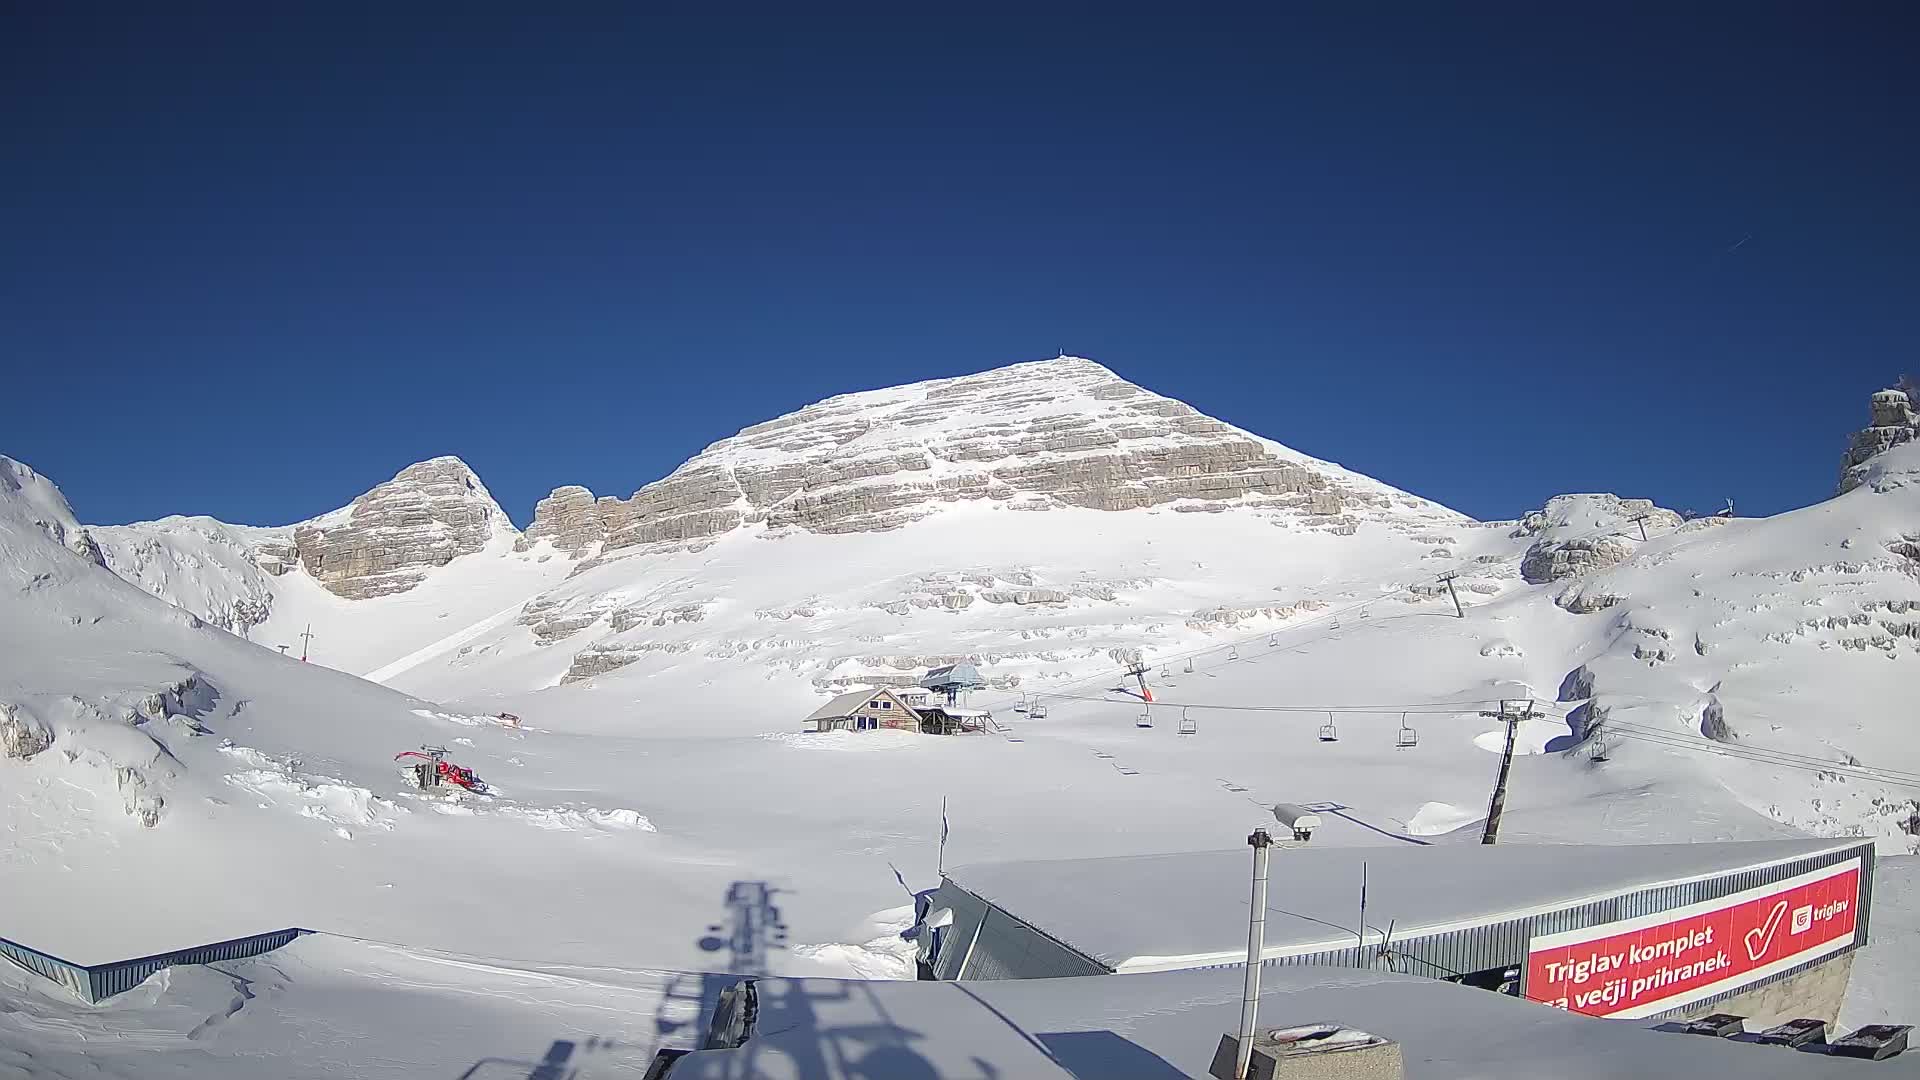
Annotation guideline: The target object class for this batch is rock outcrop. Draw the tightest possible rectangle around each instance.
[1839,385,1919,494]
[0,703,53,760]
[515,485,603,556]
[291,457,512,599]
[525,357,1459,557]
[1516,494,1681,584]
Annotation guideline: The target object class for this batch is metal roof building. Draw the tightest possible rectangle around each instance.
[921,837,1875,1022]
[667,962,1898,1079]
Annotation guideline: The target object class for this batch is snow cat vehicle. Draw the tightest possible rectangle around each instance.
[396,746,490,795]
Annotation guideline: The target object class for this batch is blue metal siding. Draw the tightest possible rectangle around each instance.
[0,928,310,1002]
[0,935,91,999]
[85,928,309,1001]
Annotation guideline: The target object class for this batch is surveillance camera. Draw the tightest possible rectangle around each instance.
[1271,803,1322,842]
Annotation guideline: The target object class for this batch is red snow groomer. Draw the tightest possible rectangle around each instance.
[396,746,489,794]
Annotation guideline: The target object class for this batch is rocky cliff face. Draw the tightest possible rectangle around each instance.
[1839,385,1919,494]
[520,357,1459,559]
[291,457,513,599]
[514,485,604,556]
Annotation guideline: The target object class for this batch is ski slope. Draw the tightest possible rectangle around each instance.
[3,361,1919,1071]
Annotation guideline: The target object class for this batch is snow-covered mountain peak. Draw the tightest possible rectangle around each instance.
[1,455,81,533]
[85,454,521,635]
[281,456,516,600]
[518,356,1464,560]
[0,455,106,571]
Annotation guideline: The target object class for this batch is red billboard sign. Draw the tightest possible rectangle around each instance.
[1526,858,1860,1018]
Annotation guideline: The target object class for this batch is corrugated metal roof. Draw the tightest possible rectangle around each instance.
[670,965,1879,1080]
[920,663,984,690]
[945,838,1864,972]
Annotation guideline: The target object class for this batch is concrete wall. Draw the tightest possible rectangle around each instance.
[1675,953,1854,1030]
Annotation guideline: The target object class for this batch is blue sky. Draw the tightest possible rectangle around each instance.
[3,6,1914,526]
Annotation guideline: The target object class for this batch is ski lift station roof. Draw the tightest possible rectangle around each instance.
[924,837,1876,1019]
[669,963,1886,1080]
[919,662,984,691]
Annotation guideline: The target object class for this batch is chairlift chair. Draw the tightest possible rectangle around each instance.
[1178,707,1197,736]
[1136,707,1153,729]
[1268,633,1278,647]
[1184,658,1194,673]
[1030,703,1048,720]
[1318,712,1340,743]
[1227,646,1239,661]
[1160,666,1171,678]
[1395,712,1418,749]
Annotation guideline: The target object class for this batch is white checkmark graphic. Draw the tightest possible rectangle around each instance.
[1745,900,1790,961]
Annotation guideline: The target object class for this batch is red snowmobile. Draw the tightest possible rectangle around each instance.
[395,747,489,794]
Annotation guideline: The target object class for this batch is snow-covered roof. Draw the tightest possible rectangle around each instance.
[803,688,909,721]
[946,838,1864,973]
[920,662,984,690]
[667,963,1878,1080]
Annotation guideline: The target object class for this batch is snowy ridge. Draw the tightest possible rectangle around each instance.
[515,356,1465,558]
[4,367,1919,1064]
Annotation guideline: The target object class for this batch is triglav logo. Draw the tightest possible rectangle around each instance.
[1792,905,1814,935]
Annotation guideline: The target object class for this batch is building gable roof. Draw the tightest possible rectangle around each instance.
[804,687,913,722]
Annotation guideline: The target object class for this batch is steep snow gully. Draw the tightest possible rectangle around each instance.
[4,361,1919,1074]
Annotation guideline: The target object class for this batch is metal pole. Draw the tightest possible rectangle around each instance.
[1237,828,1275,1080]
[1440,573,1464,618]
[1481,700,1528,845]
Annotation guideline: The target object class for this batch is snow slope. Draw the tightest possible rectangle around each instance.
[4,361,1919,1067]
[89,468,576,676]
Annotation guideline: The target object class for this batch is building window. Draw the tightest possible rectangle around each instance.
[881,700,892,709]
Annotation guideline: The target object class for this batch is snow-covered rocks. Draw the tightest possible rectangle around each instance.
[290,457,513,598]
[0,456,105,573]
[1517,494,1679,584]
[1838,385,1918,494]
[522,357,1463,558]
[515,484,602,556]
[560,642,654,683]
[91,518,278,634]
[220,744,405,835]
[0,702,52,759]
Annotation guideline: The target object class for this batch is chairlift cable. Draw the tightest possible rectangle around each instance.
[1003,513,1703,714]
